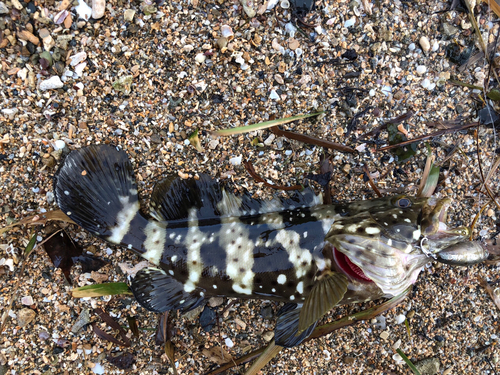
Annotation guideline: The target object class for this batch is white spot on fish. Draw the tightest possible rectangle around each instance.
[297,281,304,294]
[303,231,308,238]
[272,288,276,293]
[107,196,139,244]
[404,218,411,223]
[169,233,175,239]
[167,270,174,276]
[277,274,287,284]
[171,255,178,262]
[64,190,69,195]
[413,229,421,240]
[127,244,132,249]
[346,224,359,233]
[365,227,380,235]
[387,239,393,247]
[67,211,72,215]
[392,214,398,219]
[213,284,217,289]
[290,296,295,300]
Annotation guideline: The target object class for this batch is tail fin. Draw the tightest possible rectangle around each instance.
[54,145,141,241]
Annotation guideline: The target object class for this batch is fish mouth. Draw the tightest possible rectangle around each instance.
[333,247,373,283]
[421,197,471,252]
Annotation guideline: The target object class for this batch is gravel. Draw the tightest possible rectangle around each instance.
[1,0,500,374]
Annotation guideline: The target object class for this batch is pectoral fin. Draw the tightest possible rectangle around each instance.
[298,271,348,333]
[275,303,317,348]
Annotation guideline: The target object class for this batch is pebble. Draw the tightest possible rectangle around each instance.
[224,337,234,348]
[344,17,356,28]
[71,308,90,333]
[11,0,23,10]
[40,76,64,91]
[260,305,274,319]
[91,0,105,19]
[70,51,87,66]
[123,9,135,22]
[39,28,55,51]
[75,0,92,21]
[262,331,274,342]
[208,297,223,307]
[234,318,247,330]
[421,78,431,89]
[280,0,290,9]
[217,37,228,50]
[220,25,233,39]
[380,331,390,340]
[21,296,34,305]
[1,108,18,120]
[0,1,8,14]
[416,65,427,75]
[17,308,36,327]
[415,357,440,375]
[269,89,279,100]
[395,314,406,324]
[91,363,105,374]
[229,156,242,165]
[240,0,256,17]
[195,53,206,64]
[419,36,430,52]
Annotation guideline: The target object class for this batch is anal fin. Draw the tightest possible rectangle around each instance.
[275,303,317,348]
[298,271,348,333]
[131,268,205,313]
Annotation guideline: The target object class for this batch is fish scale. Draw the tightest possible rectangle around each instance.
[54,144,488,348]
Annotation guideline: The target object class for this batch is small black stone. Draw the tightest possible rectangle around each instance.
[26,1,36,13]
[260,305,273,320]
[53,347,64,355]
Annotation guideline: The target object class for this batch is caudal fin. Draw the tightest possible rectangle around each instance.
[54,144,141,240]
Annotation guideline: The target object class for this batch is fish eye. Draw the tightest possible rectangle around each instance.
[395,197,412,208]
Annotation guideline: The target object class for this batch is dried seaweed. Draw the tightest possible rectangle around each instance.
[43,227,107,285]
[0,209,74,235]
[93,308,131,347]
[106,352,136,370]
[378,122,479,152]
[243,160,303,191]
[270,127,356,153]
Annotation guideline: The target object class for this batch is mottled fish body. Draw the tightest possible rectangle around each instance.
[54,145,488,347]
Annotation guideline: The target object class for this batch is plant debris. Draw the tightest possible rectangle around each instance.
[43,226,107,284]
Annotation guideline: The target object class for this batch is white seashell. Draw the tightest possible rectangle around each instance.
[267,0,279,10]
[54,10,69,24]
[75,0,92,21]
[70,51,87,66]
[280,0,290,9]
[221,25,233,38]
[40,76,64,91]
[92,0,105,19]
[74,61,87,76]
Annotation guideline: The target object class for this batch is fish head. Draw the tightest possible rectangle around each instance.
[326,195,488,297]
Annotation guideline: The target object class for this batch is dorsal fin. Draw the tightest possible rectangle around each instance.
[149,174,322,222]
[149,174,223,221]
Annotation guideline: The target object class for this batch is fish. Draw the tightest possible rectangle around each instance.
[53,144,488,347]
